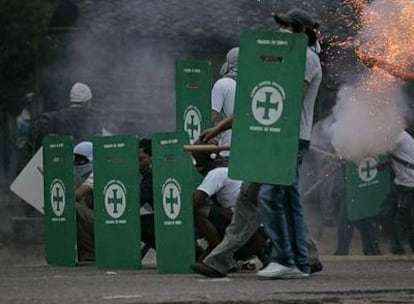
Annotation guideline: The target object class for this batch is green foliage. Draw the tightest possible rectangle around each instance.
[0,0,58,115]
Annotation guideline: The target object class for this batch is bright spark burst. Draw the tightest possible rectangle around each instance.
[329,0,413,161]
[356,0,414,89]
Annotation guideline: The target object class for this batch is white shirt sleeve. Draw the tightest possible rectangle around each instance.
[304,50,319,84]
[197,169,227,197]
[211,79,226,113]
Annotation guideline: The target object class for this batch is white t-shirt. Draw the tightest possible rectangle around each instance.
[300,47,323,141]
[196,167,241,209]
[391,131,414,187]
[211,77,236,151]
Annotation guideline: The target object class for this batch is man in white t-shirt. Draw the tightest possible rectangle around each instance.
[191,9,322,279]
[211,47,238,155]
[379,131,414,253]
[192,144,268,262]
[192,147,241,253]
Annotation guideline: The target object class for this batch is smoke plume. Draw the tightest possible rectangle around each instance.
[331,76,406,161]
[329,0,413,161]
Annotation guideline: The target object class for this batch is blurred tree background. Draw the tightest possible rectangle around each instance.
[0,0,59,116]
[0,1,55,193]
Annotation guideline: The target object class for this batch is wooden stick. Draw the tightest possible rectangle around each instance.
[183,144,231,152]
[310,145,339,159]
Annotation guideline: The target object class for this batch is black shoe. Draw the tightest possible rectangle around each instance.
[310,262,323,274]
[190,262,226,278]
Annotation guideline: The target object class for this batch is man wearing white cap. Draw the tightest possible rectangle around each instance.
[27,82,103,155]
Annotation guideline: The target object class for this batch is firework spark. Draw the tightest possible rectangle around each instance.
[329,0,413,161]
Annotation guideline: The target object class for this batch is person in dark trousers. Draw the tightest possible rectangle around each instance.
[377,131,414,254]
[333,163,381,255]
[191,8,323,279]
[74,138,156,261]
[191,142,268,265]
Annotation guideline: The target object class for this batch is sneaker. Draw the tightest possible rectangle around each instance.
[256,262,289,278]
[281,267,310,279]
[190,262,227,278]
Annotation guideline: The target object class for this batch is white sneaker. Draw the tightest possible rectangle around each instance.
[256,262,289,278]
[280,267,310,279]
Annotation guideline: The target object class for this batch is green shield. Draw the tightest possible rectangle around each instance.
[93,136,141,269]
[175,60,212,189]
[229,31,308,185]
[176,60,212,144]
[346,155,391,221]
[152,132,195,273]
[43,136,77,266]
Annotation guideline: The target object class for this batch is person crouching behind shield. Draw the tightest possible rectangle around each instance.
[191,140,268,264]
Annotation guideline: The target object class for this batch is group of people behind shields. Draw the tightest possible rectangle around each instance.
[51,6,414,273]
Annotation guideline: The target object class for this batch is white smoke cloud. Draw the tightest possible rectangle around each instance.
[328,0,413,161]
[330,72,406,161]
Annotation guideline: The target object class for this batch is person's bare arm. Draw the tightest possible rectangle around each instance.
[75,184,92,202]
[199,116,233,143]
[193,190,208,207]
[211,110,224,127]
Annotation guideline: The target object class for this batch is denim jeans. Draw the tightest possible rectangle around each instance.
[258,141,310,273]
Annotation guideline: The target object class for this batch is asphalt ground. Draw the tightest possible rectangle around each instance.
[1,253,413,304]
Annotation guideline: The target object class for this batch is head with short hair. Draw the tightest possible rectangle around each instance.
[139,138,152,157]
[139,138,152,174]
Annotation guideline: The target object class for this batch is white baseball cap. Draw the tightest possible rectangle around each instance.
[70,82,92,103]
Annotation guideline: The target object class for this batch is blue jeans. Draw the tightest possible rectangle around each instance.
[258,141,310,273]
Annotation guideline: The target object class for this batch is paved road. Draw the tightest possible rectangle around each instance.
[1,256,414,304]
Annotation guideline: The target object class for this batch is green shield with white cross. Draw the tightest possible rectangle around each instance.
[176,60,212,144]
[43,136,77,266]
[152,132,195,273]
[93,136,141,269]
[228,31,307,185]
[176,60,212,190]
[346,155,391,221]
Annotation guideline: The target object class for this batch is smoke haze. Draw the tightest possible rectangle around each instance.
[331,76,406,161]
[4,0,400,261]
[328,0,413,161]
